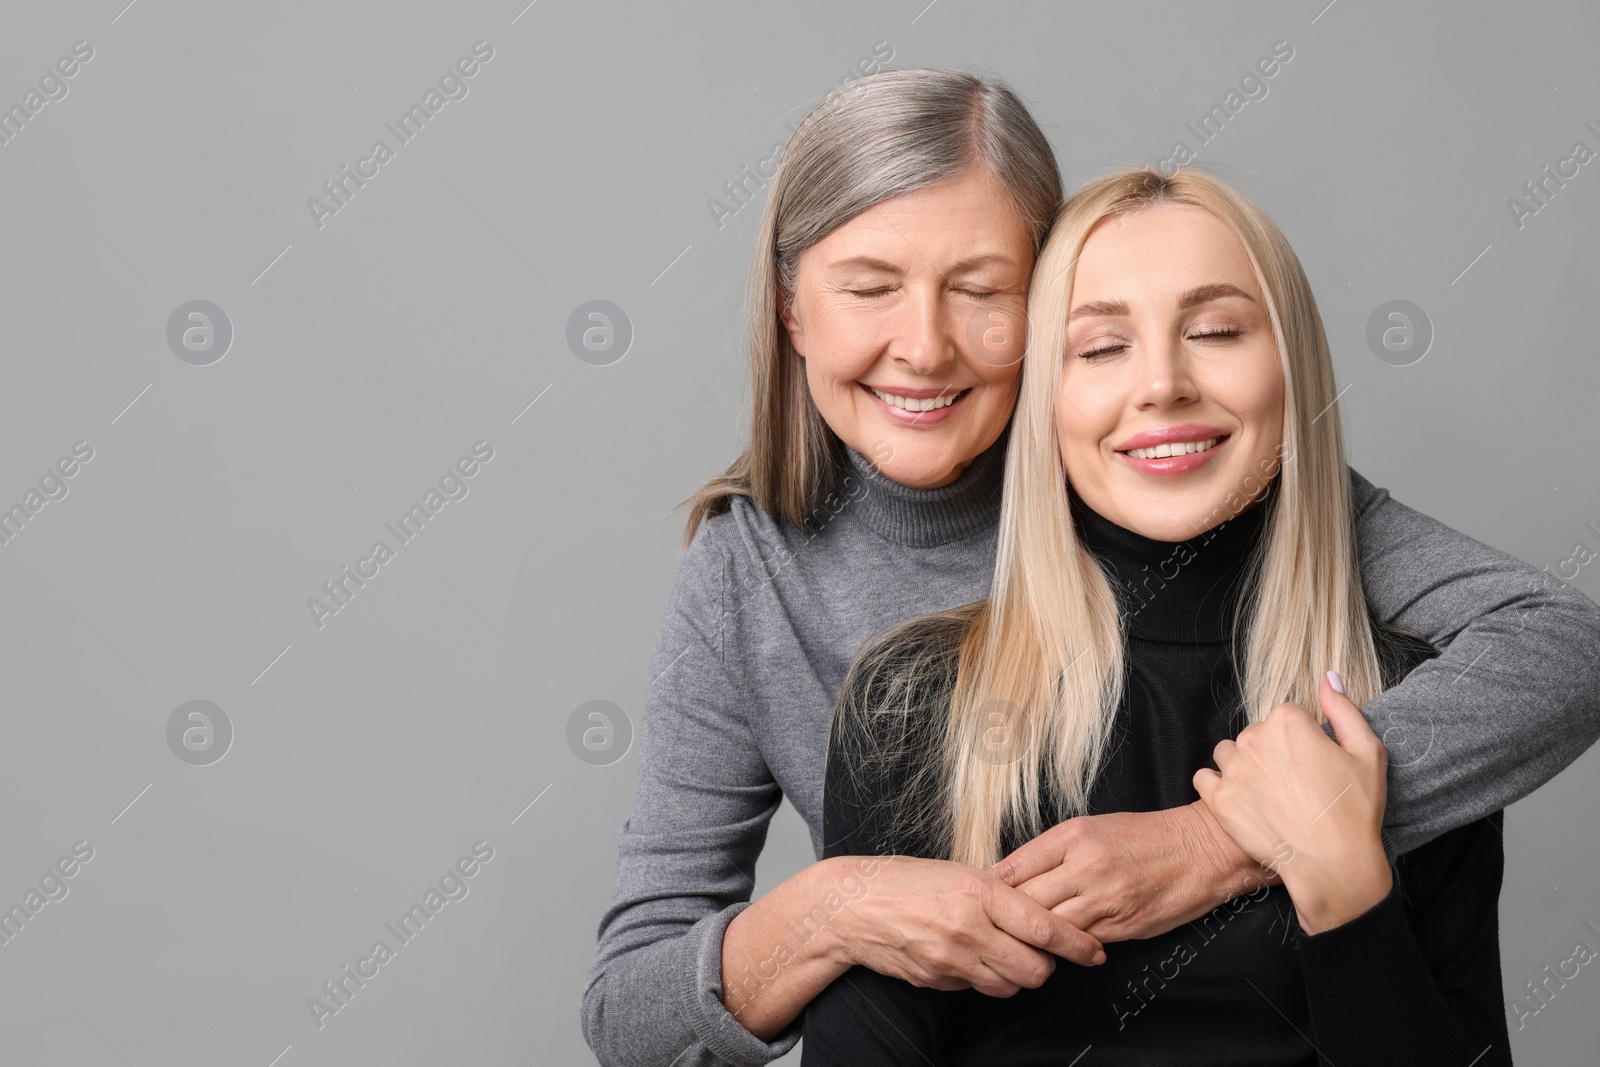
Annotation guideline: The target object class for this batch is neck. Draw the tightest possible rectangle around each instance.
[1070,483,1274,643]
[840,428,1008,548]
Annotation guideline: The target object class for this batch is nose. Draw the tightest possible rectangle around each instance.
[1133,333,1199,411]
[889,282,958,377]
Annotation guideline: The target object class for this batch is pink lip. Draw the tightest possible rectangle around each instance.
[1119,445,1224,477]
[1113,423,1229,452]
[861,383,971,428]
[1113,423,1231,478]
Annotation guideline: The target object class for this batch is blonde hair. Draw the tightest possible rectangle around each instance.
[678,68,1061,543]
[835,167,1383,868]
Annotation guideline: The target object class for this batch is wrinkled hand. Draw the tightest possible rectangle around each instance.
[1192,673,1393,933]
[837,855,1105,997]
[991,801,1272,943]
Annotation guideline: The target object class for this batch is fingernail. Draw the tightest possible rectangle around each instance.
[1093,950,1106,965]
[1326,670,1346,695]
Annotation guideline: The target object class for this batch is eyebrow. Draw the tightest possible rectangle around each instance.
[1068,282,1257,320]
[828,252,1016,274]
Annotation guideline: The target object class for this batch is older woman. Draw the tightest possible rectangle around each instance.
[582,69,1600,1067]
[803,167,1510,1064]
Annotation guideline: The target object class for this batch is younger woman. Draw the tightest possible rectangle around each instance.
[802,168,1512,1065]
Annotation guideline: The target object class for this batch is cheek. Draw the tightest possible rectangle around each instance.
[806,316,870,391]
[1227,354,1286,467]
[977,358,1023,398]
[1207,349,1283,436]
[1057,363,1122,442]
[805,305,882,383]
[964,296,1029,371]
[1055,376,1107,478]
[1246,362,1286,443]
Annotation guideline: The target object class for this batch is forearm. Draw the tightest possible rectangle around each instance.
[1352,469,1600,857]
[720,857,868,1040]
[1184,799,1284,900]
[1368,628,1598,858]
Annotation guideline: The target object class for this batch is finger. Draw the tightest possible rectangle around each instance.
[990,824,1068,886]
[1051,895,1113,938]
[1192,766,1219,802]
[1012,869,1076,911]
[972,940,1055,994]
[986,884,1105,967]
[1211,738,1237,771]
[963,959,1031,998]
[1319,671,1378,751]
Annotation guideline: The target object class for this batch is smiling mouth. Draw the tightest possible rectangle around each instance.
[866,386,971,412]
[1120,436,1224,460]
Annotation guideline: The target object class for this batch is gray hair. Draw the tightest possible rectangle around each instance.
[773,68,1062,300]
[683,67,1062,541]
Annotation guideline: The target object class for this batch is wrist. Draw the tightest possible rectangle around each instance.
[1284,847,1393,935]
[1184,800,1276,902]
[719,856,874,1037]
[796,855,870,970]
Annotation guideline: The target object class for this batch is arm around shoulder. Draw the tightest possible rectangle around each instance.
[1349,468,1600,857]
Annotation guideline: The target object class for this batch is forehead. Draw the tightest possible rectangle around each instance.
[1072,202,1259,299]
[808,168,1034,264]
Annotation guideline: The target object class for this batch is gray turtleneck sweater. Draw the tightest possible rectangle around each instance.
[582,434,1600,1067]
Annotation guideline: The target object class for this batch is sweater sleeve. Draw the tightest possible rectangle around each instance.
[582,519,800,1067]
[1294,811,1511,1066]
[1349,468,1600,860]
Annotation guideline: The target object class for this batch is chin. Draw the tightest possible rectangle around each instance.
[1112,489,1229,543]
[879,457,957,489]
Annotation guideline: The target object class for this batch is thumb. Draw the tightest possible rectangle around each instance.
[1318,670,1374,750]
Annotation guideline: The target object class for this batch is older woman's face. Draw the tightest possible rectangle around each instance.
[1057,203,1285,542]
[779,166,1034,489]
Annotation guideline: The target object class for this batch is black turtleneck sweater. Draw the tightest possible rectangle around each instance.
[802,492,1511,1067]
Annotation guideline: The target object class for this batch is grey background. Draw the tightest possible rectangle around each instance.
[0,0,1596,1064]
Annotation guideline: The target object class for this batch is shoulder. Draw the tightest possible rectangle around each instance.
[825,607,974,860]
[1346,466,1466,550]
[676,494,792,594]
[1347,467,1438,546]
[687,492,817,585]
[830,607,974,774]
[841,609,970,726]
[1346,466,1388,519]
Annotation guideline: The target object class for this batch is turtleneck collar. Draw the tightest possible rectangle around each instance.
[841,426,1007,548]
[1070,480,1274,643]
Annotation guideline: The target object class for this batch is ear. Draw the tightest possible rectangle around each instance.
[777,287,806,359]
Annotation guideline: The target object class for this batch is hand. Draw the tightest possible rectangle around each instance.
[991,802,1278,943]
[825,855,1105,997]
[1192,672,1393,934]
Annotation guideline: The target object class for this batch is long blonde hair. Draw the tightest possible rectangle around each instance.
[835,168,1383,868]
[678,68,1061,543]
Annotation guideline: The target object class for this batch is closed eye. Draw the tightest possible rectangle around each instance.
[1077,343,1127,360]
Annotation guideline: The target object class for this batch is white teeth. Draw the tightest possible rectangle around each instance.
[1125,437,1220,460]
[870,387,963,412]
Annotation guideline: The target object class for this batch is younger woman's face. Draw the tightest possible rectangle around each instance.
[780,166,1035,489]
[1057,202,1285,542]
